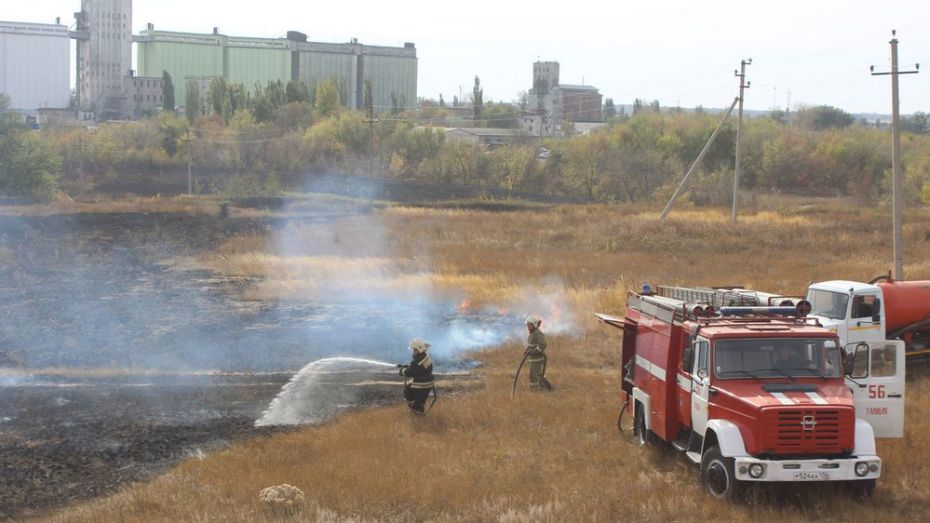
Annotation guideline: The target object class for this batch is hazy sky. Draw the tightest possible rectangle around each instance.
[5,0,929,114]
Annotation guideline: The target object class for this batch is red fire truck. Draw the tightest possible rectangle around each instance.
[597,285,905,499]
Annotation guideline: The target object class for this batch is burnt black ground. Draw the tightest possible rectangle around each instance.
[0,375,293,520]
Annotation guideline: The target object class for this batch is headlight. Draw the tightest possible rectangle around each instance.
[855,462,869,477]
[749,463,765,478]
[869,463,879,473]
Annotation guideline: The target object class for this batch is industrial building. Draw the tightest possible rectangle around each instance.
[526,61,604,136]
[0,20,71,111]
[5,0,417,122]
[73,0,134,120]
[134,26,417,114]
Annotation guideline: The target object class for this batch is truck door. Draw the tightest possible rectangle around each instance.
[845,340,905,438]
[690,338,711,435]
[848,293,883,343]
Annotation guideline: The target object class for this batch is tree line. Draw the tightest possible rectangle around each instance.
[2,84,929,206]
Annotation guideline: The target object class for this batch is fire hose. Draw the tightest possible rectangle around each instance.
[510,351,549,399]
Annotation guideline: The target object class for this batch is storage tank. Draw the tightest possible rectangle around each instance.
[879,281,930,333]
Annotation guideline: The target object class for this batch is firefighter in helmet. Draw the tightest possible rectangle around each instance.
[399,338,435,414]
[525,315,553,391]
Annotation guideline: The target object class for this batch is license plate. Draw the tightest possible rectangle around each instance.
[793,471,830,481]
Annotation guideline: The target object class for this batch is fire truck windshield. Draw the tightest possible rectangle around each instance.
[807,289,849,319]
[714,338,842,379]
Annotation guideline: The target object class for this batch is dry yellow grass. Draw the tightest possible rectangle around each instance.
[39,199,930,522]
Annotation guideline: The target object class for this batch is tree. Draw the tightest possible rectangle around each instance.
[439,94,445,107]
[162,71,175,112]
[797,105,854,130]
[208,77,228,117]
[479,101,519,128]
[604,98,617,118]
[185,80,201,123]
[252,80,286,123]
[364,80,373,117]
[315,79,341,118]
[0,124,61,200]
[902,112,930,134]
[0,92,9,110]
[472,76,484,118]
[286,80,310,104]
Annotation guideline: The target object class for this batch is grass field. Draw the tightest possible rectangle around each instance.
[40,197,930,522]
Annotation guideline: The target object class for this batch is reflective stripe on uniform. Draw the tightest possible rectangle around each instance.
[409,381,435,389]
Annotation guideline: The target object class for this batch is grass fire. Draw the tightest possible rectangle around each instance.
[3,193,930,522]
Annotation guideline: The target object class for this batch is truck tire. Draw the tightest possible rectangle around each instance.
[633,403,650,446]
[701,445,743,500]
[844,479,876,500]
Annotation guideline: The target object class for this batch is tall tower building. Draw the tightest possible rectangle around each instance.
[75,0,132,119]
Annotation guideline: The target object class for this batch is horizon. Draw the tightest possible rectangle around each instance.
[3,0,929,115]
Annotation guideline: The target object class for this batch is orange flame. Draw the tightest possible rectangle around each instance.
[456,298,472,314]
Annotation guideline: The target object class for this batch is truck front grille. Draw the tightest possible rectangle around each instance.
[761,408,854,455]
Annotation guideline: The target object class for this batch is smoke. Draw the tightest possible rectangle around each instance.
[248,176,580,425]
[263,176,579,368]
[0,177,579,397]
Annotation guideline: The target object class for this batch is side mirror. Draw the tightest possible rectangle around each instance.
[683,346,694,372]
[845,342,870,379]
[872,311,881,323]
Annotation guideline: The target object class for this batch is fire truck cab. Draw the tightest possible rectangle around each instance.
[598,287,904,499]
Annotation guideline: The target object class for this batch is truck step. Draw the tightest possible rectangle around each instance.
[685,451,702,464]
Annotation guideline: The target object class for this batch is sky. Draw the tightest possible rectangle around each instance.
[4,0,929,114]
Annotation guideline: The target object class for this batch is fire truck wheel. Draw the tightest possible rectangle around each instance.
[701,446,742,500]
[633,404,650,446]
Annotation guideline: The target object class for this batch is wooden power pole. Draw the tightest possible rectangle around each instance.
[732,58,751,225]
[871,31,919,281]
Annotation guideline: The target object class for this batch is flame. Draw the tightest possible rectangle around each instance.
[550,303,562,328]
[457,298,472,314]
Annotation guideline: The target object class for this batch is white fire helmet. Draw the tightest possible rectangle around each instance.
[525,315,542,328]
[409,338,431,353]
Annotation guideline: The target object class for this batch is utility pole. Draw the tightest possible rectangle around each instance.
[363,82,377,176]
[660,98,740,220]
[871,30,919,281]
[186,128,192,195]
[732,58,751,225]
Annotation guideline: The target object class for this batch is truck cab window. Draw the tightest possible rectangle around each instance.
[870,344,897,377]
[851,295,879,319]
[714,338,841,378]
[696,340,709,377]
[808,289,849,320]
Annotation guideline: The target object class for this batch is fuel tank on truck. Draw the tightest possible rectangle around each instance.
[879,281,930,332]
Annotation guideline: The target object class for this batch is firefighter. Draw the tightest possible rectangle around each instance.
[525,315,553,391]
[399,338,435,414]
[773,342,811,370]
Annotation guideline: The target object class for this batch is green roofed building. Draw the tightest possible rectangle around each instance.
[134,25,416,113]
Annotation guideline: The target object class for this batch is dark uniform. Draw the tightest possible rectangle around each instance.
[400,351,435,413]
